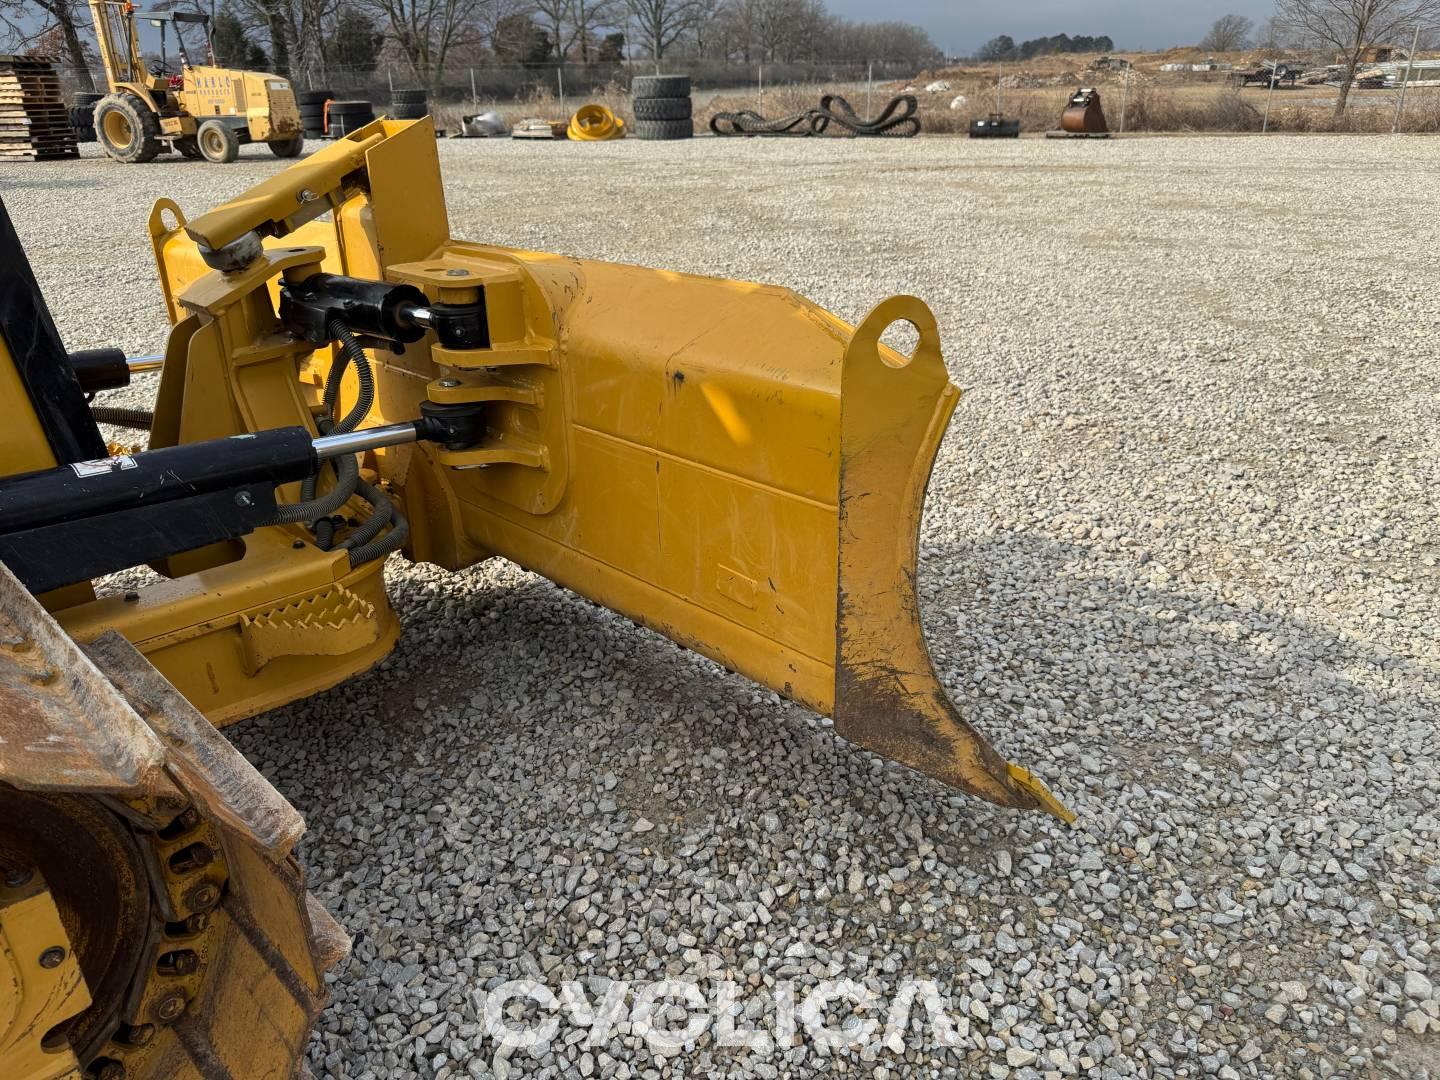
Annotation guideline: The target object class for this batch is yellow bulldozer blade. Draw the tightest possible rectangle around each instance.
[121,116,1071,822]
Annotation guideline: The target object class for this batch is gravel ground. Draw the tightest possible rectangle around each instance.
[3,134,1439,1079]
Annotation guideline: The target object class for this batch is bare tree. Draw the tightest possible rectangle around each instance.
[686,0,721,56]
[1255,14,1287,49]
[570,0,619,60]
[748,0,823,62]
[529,0,574,58]
[628,0,696,60]
[230,0,295,72]
[1201,13,1254,50]
[0,0,96,89]
[1276,0,1440,113]
[359,0,486,88]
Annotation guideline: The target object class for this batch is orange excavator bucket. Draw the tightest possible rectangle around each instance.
[1061,87,1109,134]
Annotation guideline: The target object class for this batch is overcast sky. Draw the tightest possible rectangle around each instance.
[829,0,1278,56]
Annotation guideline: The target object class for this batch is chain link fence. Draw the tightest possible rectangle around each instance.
[56,57,925,108]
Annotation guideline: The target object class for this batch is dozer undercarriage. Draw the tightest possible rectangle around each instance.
[0,117,1069,1078]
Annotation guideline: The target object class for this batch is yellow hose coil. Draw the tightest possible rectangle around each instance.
[567,104,625,141]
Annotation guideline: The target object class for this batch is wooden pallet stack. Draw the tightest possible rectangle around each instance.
[0,55,79,161]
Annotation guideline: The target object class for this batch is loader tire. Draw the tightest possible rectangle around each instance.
[633,95,692,121]
[328,100,376,137]
[298,88,334,106]
[175,134,203,159]
[632,74,690,99]
[197,119,240,163]
[390,102,428,120]
[95,93,161,164]
[632,116,693,140]
[269,133,305,157]
[0,588,350,1079]
[392,87,428,104]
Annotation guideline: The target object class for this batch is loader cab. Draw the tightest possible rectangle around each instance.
[144,10,214,78]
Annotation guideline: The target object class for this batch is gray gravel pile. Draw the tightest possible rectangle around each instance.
[2,135,1438,1079]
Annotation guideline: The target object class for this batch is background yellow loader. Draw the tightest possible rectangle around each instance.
[88,0,302,163]
[0,117,1067,1079]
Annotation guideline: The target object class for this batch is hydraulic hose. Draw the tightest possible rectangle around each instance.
[325,319,375,435]
[267,451,358,525]
[338,477,392,552]
[275,318,372,531]
[347,497,408,567]
[300,321,375,501]
[90,405,154,430]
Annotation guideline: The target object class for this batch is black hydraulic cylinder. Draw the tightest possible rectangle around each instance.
[68,348,131,393]
[0,427,318,535]
[280,274,429,345]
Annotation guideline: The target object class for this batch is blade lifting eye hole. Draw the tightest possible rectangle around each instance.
[879,319,920,367]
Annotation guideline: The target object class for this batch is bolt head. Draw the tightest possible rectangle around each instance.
[438,377,460,388]
[126,1023,156,1047]
[234,490,254,507]
[154,992,187,1022]
[93,1061,126,1080]
[445,268,468,277]
[39,946,66,969]
[185,882,221,912]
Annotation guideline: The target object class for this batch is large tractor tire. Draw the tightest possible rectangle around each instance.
[631,74,691,98]
[196,120,240,163]
[94,93,161,164]
[0,570,348,1079]
[269,134,305,158]
[174,135,202,159]
[633,95,692,121]
[631,116,693,140]
[327,100,376,138]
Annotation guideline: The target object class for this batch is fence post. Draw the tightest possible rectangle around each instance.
[758,62,763,107]
[470,68,477,111]
[866,61,873,115]
[1119,68,1128,133]
[387,67,393,96]
[1262,61,1277,133]
[557,65,566,117]
[1392,25,1421,134]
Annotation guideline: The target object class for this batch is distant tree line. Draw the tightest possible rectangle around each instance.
[974,32,1115,62]
[1,0,943,96]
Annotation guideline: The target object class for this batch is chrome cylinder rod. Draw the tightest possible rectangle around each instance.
[312,421,422,461]
[126,354,165,374]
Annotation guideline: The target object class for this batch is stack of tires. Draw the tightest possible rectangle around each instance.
[390,88,428,120]
[298,89,332,140]
[630,75,692,141]
[327,100,376,138]
[69,91,102,143]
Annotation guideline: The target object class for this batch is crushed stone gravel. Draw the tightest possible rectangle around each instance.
[3,134,1438,1079]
